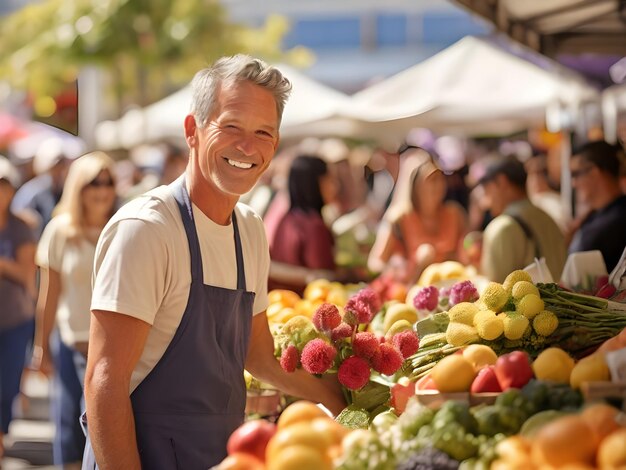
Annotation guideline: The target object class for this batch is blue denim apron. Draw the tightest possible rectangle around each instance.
[82,179,255,469]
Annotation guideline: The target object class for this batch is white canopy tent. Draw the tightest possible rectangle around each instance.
[337,36,600,144]
[94,64,353,150]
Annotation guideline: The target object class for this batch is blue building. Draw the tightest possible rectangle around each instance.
[223,0,489,92]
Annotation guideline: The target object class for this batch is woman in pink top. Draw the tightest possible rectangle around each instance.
[269,155,338,293]
[368,149,467,284]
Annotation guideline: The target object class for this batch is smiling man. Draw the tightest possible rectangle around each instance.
[569,140,626,272]
[81,56,345,470]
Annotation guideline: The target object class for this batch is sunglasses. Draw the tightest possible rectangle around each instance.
[87,178,115,188]
[571,165,594,180]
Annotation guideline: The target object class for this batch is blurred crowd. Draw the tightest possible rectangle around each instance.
[1,126,626,467]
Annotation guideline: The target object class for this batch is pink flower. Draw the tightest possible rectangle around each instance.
[371,343,404,376]
[280,344,299,373]
[352,332,380,360]
[300,339,337,374]
[331,323,353,342]
[413,286,439,311]
[312,303,341,332]
[358,288,382,314]
[448,280,479,306]
[338,356,371,390]
[344,300,373,325]
[343,288,382,325]
[391,330,420,359]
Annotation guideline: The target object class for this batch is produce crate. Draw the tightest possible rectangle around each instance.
[415,390,499,408]
[245,389,284,421]
[580,381,626,411]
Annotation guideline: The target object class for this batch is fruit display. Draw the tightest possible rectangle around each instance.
[492,402,626,469]
[408,271,626,380]
[226,268,626,469]
[215,401,349,470]
[266,280,361,326]
[217,380,623,469]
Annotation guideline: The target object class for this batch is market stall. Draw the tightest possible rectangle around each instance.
[93,64,353,150]
[341,35,599,140]
[215,257,626,469]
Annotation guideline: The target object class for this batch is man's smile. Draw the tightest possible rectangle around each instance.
[226,158,254,169]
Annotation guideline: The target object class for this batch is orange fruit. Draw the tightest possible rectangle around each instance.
[597,428,626,469]
[268,289,301,307]
[265,422,333,464]
[531,415,597,468]
[219,452,265,470]
[267,444,332,470]
[580,402,621,443]
[310,417,350,445]
[277,401,328,430]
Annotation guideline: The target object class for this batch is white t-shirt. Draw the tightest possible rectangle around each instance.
[36,213,95,346]
[91,184,270,393]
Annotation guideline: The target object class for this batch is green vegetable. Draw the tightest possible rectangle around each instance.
[433,400,478,435]
[431,422,478,461]
[520,410,570,438]
[352,381,391,413]
[415,311,450,338]
[547,385,583,411]
[537,283,626,358]
[398,399,435,438]
[336,405,370,429]
[473,406,506,437]
[459,457,490,470]
[472,405,526,436]
[521,379,551,411]
[497,408,528,435]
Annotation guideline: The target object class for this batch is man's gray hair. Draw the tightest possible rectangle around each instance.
[190,54,292,128]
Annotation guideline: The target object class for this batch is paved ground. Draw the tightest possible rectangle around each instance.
[2,373,57,469]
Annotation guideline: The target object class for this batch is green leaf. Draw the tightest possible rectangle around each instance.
[335,405,370,430]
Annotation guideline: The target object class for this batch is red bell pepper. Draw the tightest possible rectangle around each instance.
[494,350,534,390]
[470,365,502,393]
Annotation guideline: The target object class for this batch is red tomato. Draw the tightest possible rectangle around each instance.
[226,419,277,462]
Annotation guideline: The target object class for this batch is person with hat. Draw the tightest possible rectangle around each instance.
[568,140,626,272]
[0,156,37,461]
[476,155,567,282]
[11,137,78,237]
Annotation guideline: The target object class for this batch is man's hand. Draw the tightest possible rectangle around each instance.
[245,312,346,417]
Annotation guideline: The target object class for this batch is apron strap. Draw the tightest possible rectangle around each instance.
[171,176,247,289]
[232,214,246,291]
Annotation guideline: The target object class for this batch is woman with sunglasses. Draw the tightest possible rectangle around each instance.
[32,151,117,470]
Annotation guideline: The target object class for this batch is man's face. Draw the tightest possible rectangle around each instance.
[482,176,505,216]
[570,155,597,205]
[191,80,279,197]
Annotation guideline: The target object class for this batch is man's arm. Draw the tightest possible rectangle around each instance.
[245,312,346,416]
[84,310,151,470]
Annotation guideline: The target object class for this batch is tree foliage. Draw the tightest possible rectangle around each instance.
[0,0,312,111]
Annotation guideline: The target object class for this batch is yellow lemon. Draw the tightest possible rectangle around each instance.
[569,353,610,389]
[532,348,575,383]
